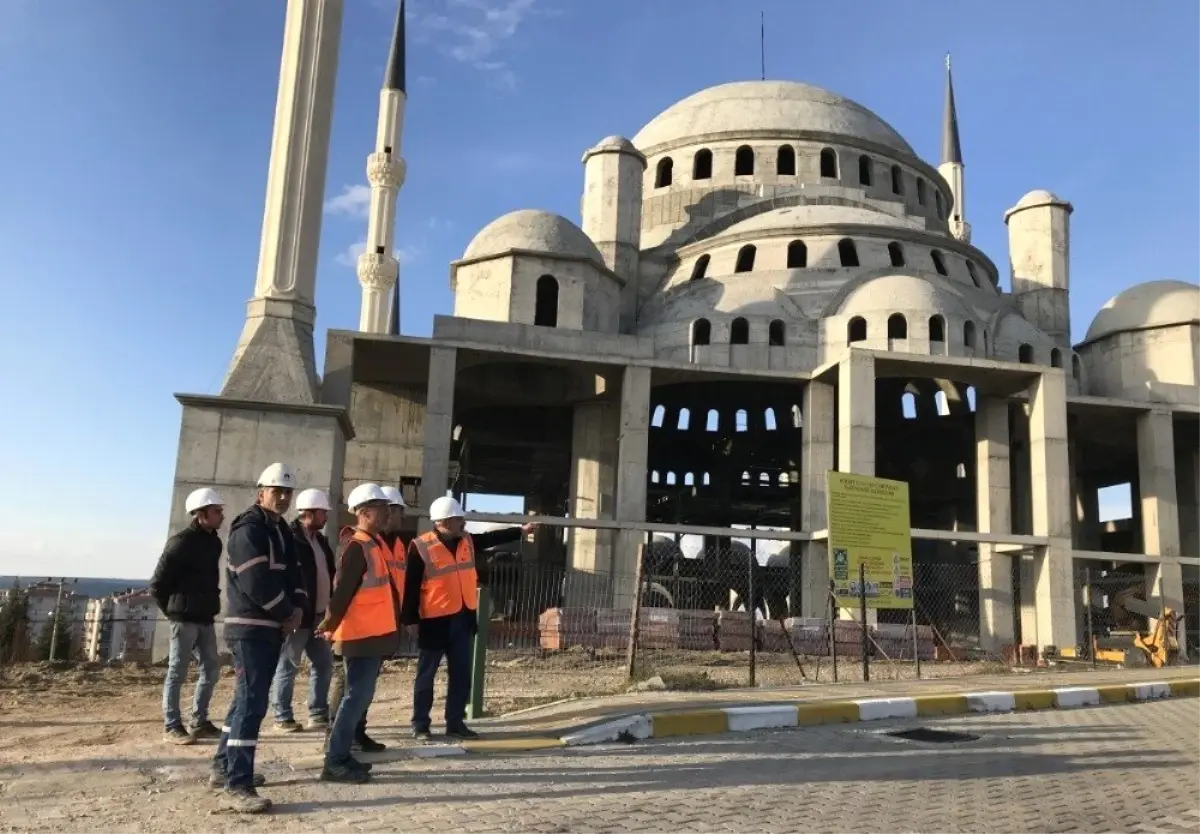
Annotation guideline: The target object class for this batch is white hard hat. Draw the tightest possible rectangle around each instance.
[347,483,389,511]
[429,496,465,522]
[295,488,331,512]
[380,485,406,508]
[257,462,297,489]
[184,488,223,514]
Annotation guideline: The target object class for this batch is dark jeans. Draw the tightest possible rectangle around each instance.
[412,612,473,730]
[330,652,369,737]
[326,656,383,765]
[213,638,281,790]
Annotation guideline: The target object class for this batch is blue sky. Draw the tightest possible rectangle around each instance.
[0,0,1195,579]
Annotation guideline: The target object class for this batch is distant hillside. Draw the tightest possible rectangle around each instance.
[0,576,148,598]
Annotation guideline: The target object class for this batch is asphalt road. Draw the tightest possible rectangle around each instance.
[2,699,1197,833]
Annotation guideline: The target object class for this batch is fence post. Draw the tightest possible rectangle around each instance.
[828,580,839,683]
[624,543,645,681]
[1085,566,1096,669]
[467,587,493,721]
[747,550,757,687]
[859,562,869,682]
[48,579,65,662]
[910,606,921,679]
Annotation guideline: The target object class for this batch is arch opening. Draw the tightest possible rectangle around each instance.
[534,275,558,327]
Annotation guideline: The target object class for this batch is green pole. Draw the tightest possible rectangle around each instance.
[467,587,492,720]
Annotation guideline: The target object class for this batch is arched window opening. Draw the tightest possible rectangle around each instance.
[935,191,945,219]
[702,472,711,485]
[791,404,803,427]
[956,463,967,479]
[534,275,559,327]
[759,473,771,486]
[837,238,859,267]
[741,471,751,485]
[735,244,756,273]
[901,392,917,419]
[930,250,948,276]
[1072,354,1082,381]
[888,313,908,340]
[779,472,790,486]
[706,409,719,431]
[928,315,945,342]
[935,390,950,416]
[858,154,873,186]
[963,320,977,348]
[890,164,904,195]
[847,316,867,343]
[650,470,660,484]
[820,147,838,179]
[768,319,785,346]
[690,255,710,282]
[684,472,695,486]
[776,145,795,175]
[692,318,711,346]
[730,317,750,345]
[1018,343,1034,364]
[1050,348,1063,368]
[966,386,977,412]
[692,149,713,180]
[888,242,905,267]
[735,409,749,432]
[677,407,691,430]
[786,240,807,268]
[666,471,677,485]
[651,405,665,428]
[764,408,777,431]
[655,157,673,188]
[966,261,981,288]
[982,330,989,354]
[734,145,755,176]
[916,178,927,206]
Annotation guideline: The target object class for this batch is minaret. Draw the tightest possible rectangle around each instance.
[937,54,971,244]
[357,0,407,334]
[222,0,344,403]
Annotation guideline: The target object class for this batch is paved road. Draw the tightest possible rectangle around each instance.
[2,700,1197,833]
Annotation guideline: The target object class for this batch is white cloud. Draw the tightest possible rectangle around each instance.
[336,240,419,268]
[324,184,372,218]
[412,0,538,87]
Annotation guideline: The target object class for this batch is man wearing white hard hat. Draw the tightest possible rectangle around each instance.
[210,463,305,814]
[402,495,536,741]
[268,488,337,734]
[150,487,225,746]
[316,483,403,783]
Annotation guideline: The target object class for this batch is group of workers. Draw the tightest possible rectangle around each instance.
[148,462,533,814]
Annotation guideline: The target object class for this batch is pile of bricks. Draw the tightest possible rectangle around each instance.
[679,610,717,650]
[758,620,792,652]
[781,617,829,655]
[717,610,753,651]
[596,610,631,650]
[637,607,681,649]
[873,622,936,660]
[536,608,597,650]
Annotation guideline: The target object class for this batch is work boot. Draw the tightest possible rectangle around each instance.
[220,786,271,814]
[190,721,221,741]
[164,726,196,746]
[274,718,302,734]
[445,724,480,741]
[352,731,386,753]
[209,769,267,790]
[412,726,432,743]
[348,756,373,773]
[306,715,329,732]
[320,760,371,784]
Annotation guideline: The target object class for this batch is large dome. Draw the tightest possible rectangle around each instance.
[632,80,915,156]
[462,209,603,263]
[1083,280,1200,344]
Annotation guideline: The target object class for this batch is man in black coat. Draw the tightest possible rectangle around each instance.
[150,487,225,745]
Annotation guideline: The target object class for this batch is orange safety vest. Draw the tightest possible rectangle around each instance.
[413,531,477,619]
[332,530,399,643]
[388,535,408,605]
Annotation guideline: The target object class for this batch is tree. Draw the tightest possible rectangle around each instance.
[32,597,72,662]
[0,583,31,662]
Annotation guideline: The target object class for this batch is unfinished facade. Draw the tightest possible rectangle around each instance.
[166,0,1199,660]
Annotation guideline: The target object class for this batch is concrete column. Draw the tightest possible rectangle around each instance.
[837,351,875,475]
[976,397,1015,652]
[1027,371,1077,650]
[567,401,617,575]
[800,380,835,618]
[613,366,652,604]
[1138,409,1185,655]
[418,347,457,532]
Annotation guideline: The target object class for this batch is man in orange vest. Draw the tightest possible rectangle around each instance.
[315,483,402,783]
[402,496,535,741]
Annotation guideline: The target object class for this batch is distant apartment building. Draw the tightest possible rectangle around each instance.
[18,582,90,657]
[84,590,157,662]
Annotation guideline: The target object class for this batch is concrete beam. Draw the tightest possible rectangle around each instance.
[837,351,875,475]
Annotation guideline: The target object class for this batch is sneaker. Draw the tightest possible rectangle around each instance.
[320,761,371,784]
[164,726,196,746]
[190,721,221,741]
[306,715,330,731]
[352,732,386,753]
[412,727,433,743]
[209,770,267,790]
[220,786,271,814]
[274,718,302,734]
[445,724,480,740]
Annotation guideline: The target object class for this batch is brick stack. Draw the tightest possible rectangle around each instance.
[679,610,716,650]
[596,609,631,650]
[638,607,681,649]
[536,608,597,650]
[784,617,828,655]
[717,610,753,651]
[832,619,867,658]
[758,619,792,652]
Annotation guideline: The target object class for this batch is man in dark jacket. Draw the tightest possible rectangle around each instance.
[403,496,534,741]
[150,487,225,745]
[210,463,305,815]
[269,488,337,733]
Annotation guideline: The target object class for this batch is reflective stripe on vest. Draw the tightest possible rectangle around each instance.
[332,531,398,643]
[414,531,477,619]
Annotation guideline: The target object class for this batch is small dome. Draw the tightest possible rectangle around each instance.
[633,80,914,156]
[1005,189,1073,221]
[581,135,645,165]
[1083,280,1200,344]
[462,210,603,263]
[837,274,966,318]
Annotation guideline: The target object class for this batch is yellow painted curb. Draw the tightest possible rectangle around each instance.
[795,701,860,725]
[462,737,565,753]
[652,709,729,738]
[1012,690,1056,711]
[1096,685,1132,704]
[914,695,969,716]
[1168,679,1200,698]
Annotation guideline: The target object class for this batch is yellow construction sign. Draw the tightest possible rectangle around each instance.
[826,471,914,609]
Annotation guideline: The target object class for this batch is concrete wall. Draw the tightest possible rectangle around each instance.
[343,382,427,496]
[1079,324,1199,404]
